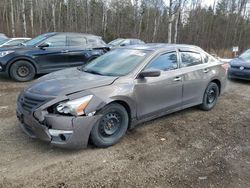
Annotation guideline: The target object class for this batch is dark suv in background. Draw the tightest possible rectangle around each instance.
[228,49,250,80]
[0,32,109,81]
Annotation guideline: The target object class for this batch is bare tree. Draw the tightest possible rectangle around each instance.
[52,1,56,31]
[0,0,249,53]
[21,0,27,36]
[30,0,34,36]
[168,0,173,43]
[10,0,15,37]
[102,0,108,38]
[174,0,181,43]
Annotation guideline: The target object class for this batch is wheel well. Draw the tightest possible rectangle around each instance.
[211,79,221,95]
[8,59,37,76]
[110,100,132,128]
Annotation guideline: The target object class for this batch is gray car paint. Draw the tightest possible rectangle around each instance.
[16,44,227,149]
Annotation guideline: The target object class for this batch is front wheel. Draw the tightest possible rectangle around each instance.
[9,60,36,82]
[90,103,129,148]
[199,82,219,111]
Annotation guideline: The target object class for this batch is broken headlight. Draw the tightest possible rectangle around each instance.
[56,95,93,116]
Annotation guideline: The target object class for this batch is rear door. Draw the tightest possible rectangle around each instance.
[179,49,211,107]
[66,34,90,67]
[135,51,183,120]
[34,34,70,72]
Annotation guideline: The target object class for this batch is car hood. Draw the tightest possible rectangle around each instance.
[230,57,250,67]
[0,45,34,51]
[26,68,118,96]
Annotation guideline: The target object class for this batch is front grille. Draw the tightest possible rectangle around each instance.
[20,92,53,113]
[231,65,250,70]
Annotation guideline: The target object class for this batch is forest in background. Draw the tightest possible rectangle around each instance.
[0,0,249,56]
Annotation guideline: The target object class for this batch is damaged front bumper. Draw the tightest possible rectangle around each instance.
[16,95,101,149]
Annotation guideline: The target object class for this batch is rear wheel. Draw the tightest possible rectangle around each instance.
[90,103,129,148]
[199,82,219,111]
[9,60,36,82]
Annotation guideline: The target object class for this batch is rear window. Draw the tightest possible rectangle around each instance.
[202,53,218,63]
[88,38,106,46]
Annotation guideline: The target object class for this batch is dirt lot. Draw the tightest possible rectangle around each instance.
[0,73,249,188]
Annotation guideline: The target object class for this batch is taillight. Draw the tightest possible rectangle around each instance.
[221,63,228,72]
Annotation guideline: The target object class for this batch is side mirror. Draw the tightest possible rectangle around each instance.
[120,43,126,47]
[138,70,161,78]
[38,42,49,49]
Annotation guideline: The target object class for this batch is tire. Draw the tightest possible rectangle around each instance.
[199,82,219,111]
[90,103,129,148]
[9,60,36,82]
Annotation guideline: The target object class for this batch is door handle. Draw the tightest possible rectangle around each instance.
[174,77,182,81]
[203,68,210,73]
[61,50,69,53]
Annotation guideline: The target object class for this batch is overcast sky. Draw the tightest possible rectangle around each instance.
[163,0,215,7]
[203,0,215,7]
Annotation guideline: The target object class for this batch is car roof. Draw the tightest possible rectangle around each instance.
[122,43,203,52]
[45,32,102,38]
[10,38,31,40]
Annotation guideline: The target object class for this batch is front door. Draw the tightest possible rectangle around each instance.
[34,34,70,73]
[134,51,183,120]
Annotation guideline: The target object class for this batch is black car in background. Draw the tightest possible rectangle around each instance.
[108,38,145,48]
[0,33,8,42]
[0,32,109,81]
[0,38,31,48]
[228,49,250,80]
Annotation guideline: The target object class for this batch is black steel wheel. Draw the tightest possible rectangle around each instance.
[90,103,129,148]
[9,60,36,82]
[199,82,219,111]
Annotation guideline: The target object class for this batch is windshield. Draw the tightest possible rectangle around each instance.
[82,49,149,76]
[108,39,125,46]
[24,33,54,46]
[239,49,250,61]
[0,39,9,45]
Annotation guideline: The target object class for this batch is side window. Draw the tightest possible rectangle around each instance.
[44,35,67,47]
[138,40,145,44]
[120,40,130,46]
[68,35,87,47]
[202,53,217,64]
[180,51,202,67]
[146,52,178,71]
[88,38,106,46]
[131,40,139,45]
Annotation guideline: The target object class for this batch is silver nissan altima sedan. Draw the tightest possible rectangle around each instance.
[16,44,227,149]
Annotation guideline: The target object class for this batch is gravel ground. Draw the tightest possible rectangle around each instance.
[0,73,249,188]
